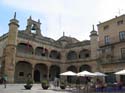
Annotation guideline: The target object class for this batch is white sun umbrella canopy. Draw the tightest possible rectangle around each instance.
[115,69,125,75]
[60,71,77,76]
[77,70,95,77]
[93,72,106,76]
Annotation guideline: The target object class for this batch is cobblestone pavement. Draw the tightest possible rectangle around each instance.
[0,84,74,93]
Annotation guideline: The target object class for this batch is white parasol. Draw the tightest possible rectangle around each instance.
[115,69,125,75]
[60,71,77,76]
[93,72,106,76]
[77,70,95,77]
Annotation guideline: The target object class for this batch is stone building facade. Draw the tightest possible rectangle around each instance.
[98,15,125,83]
[0,13,125,84]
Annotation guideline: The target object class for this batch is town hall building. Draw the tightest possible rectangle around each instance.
[0,13,125,84]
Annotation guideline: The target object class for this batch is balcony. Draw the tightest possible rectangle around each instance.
[66,57,91,63]
[99,56,125,65]
[16,52,33,58]
[16,52,63,63]
[99,36,125,47]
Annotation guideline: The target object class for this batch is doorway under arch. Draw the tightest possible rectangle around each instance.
[34,69,40,82]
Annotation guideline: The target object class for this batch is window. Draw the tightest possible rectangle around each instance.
[102,49,105,53]
[19,72,24,77]
[117,20,123,25]
[104,36,110,45]
[119,31,125,41]
[79,49,90,59]
[103,25,109,30]
[121,48,125,59]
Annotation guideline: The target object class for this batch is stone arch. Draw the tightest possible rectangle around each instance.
[35,47,48,57]
[79,64,92,72]
[14,61,32,83]
[67,65,77,83]
[49,50,61,59]
[34,63,48,82]
[17,43,34,55]
[79,49,90,59]
[79,64,92,84]
[49,65,60,81]
[67,51,77,60]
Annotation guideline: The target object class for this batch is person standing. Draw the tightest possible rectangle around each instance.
[3,74,7,88]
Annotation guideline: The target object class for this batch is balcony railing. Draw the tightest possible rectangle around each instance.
[16,52,92,63]
[99,56,125,64]
[66,57,91,63]
[16,52,63,62]
[99,36,125,47]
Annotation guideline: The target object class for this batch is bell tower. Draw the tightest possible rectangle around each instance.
[4,12,19,83]
[25,16,42,36]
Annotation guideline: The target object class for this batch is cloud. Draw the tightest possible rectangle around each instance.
[2,0,97,40]
[2,0,99,16]
[3,0,64,15]
[96,0,125,22]
[3,0,125,40]
[0,26,6,36]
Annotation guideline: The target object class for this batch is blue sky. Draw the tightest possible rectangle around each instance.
[0,0,125,41]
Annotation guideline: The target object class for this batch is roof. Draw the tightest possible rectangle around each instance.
[57,36,79,43]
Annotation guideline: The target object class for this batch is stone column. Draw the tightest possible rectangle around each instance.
[4,13,19,83]
[31,64,35,81]
[47,65,50,80]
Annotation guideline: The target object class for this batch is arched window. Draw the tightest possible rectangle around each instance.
[79,49,90,59]
[49,50,61,59]
[67,51,77,60]
[79,64,91,72]
[35,47,48,57]
[17,43,33,55]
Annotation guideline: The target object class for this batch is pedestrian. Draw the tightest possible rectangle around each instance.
[54,77,59,88]
[3,75,7,88]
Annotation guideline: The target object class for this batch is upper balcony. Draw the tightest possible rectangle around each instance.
[16,52,63,63]
[98,55,125,65]
[99,36,125,47]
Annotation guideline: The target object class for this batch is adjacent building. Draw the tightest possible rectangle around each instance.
[98,15,125,83]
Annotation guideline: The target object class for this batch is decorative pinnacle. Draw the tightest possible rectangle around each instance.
[38,19,40,23]
[29,16,32,19]
[63,32,65,36]
[14,12,16,19]
[92,25,95,31]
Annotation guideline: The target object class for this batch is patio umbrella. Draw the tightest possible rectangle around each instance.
[77,70,95,77]
[93,72,106,76]
[60,71,77,86]
[60,71,77,76]
[77,71,95,93]
[115,69,125,75]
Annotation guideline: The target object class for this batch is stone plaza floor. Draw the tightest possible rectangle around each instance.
[0,84,74,93]
[1,84,125,93]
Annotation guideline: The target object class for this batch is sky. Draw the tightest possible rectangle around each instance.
[0,0,125,41]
